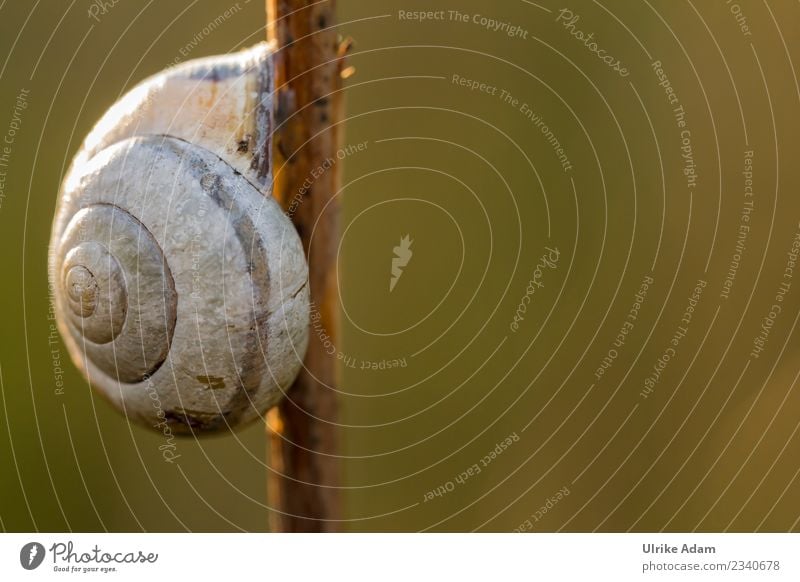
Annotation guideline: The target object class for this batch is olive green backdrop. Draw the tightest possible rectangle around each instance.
[1,0,800,531]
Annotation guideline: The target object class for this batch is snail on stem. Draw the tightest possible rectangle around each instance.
[49,43,310,434]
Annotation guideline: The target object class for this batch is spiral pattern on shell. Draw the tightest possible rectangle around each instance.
[55,203,177,383]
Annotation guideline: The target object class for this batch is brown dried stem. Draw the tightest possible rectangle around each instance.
[265,0,344,532]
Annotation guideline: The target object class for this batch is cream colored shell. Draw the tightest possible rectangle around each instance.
[49,43,309,433]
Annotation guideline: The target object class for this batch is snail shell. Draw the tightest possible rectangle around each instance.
[49,43,309,433]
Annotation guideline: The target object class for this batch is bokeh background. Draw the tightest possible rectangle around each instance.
[2,0,800,532]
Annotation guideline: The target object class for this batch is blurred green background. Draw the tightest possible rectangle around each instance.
[2,0,800,531]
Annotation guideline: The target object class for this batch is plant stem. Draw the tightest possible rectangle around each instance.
[265,0,343,533]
